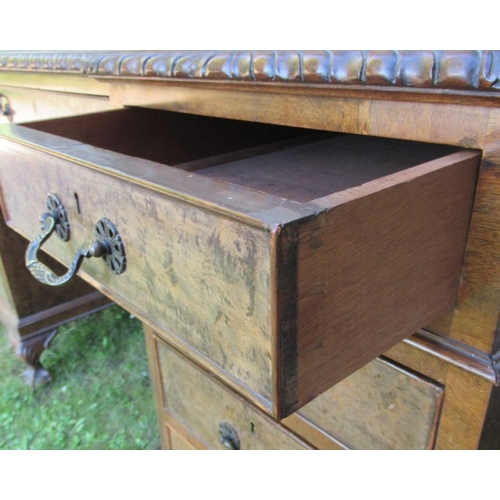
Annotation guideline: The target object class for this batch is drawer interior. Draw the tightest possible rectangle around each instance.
[22,107,315,171]
[197,135,460,202]
[23,108,461,203]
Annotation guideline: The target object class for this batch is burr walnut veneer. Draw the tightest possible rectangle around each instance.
[0,51,499,449]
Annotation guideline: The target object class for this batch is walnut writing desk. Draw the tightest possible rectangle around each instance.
[0,51,499,449]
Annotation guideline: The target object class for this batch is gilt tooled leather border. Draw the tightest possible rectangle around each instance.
[1,51,499,91]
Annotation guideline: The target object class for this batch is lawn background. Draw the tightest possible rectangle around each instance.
[0,305,161,450]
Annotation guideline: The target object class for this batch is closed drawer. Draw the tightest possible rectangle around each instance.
[156,337,312,450]
[164,425,198,450]
[0,108,480,418]
[283,357,444,449]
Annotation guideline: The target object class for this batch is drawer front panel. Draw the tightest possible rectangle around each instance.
[0,139,274,405]
[166,425,198,450]
[157,338,311,450]
[289,357,444,449]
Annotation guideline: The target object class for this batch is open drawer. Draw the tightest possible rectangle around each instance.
[0,108,480,419]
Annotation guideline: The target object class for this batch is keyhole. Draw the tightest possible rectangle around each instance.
[74,192,81,215]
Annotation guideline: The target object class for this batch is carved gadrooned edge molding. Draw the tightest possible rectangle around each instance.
[0,52,101,73]
[0,51,499,91]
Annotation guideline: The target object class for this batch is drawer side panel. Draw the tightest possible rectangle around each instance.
[294,152,480,412]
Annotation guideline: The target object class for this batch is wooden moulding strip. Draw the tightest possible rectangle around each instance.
[16,291,111,336]
[281,412,349,450]
[272,223,300,420]
[407,329,500,385]
[104,76,500,106]
[491,311,500,385]
[494,351,500,384]
[142,326,168,446]
[0,72,112,97]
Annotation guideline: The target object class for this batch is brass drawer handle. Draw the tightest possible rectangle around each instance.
[25,193,126,287]
[219,422,240,450]
[26,212,91,286]
[0,93,14,122]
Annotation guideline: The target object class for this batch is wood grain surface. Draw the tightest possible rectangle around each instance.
[0,114,481,418]
[0,72,111,96]
[1,52,500,449]
[289,357,444,450]
[165,426,198,450]
[445,109,500,352]
[435,366,492,449]
[290,151,479,412]
[0,86,114,125]
[156,337,312,450]
[0,137,277,409]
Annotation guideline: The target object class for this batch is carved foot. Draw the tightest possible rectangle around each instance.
[16,328,58,389]
[22,366,52,388]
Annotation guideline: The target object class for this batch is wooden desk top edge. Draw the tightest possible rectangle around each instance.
[0,50,499,97]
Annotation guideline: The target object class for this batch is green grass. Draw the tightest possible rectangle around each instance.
[0,305,161,450]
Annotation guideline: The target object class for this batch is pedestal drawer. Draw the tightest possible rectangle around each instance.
[0,108,480,418]
[164,425,198,450]
[156,337,312,450]
[283,357,444,449]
